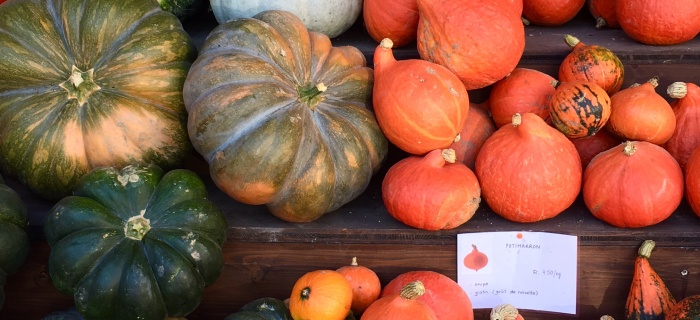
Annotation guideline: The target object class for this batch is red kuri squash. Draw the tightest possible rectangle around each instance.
[450,104,497,170]
[361,281,438,320]
[616,0,700,45]
[363,0,419,47]
[588,0,619,28]
[664,82,700,171]
[558,35,624,95]
[571,129,621,169]
[336,257,382,315]
[625,240,676,320]
[685,147,700,218]
[489,68,556,128]
[522,0,585,26]
[550,80,612,138]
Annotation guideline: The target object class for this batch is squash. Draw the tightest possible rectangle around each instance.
[363,0,419,47]
[157,0,207,21]
[549,80,612,139]
[382,149,481,230]
[583,141,684,228]
[44,163,228,320]
[625,240,676,320]
[373,38,468,155]
[664,82,700,171]
[685,147,700,218]
[225,297,292,320]
[667,295,700,320]
[0,174,30,311]
[490,304,524,320]
[449,104,497,170]
[289,270,353,320]
[587,0,618,28]
[616,0,700,45]
[336,257,382,315]
[183,10,388,223]
[608,78,676,145]
[209,1,362,38]
[489,68,556,128]
[381,270,474,320]
[558,35,624,95]
[361,281,438,320]
[571,129,621,169]
[42,307,85,320]
[522,0,585,26]
[475,113,582,223]
[416,0,525,90]
[0,0,196,200]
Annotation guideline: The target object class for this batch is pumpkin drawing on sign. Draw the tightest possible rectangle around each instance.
[464,244,488,271]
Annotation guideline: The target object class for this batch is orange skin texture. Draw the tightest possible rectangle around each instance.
[523,0,585,26]
[549,80,612,139]
[475,113,582,223]
[617,0,700,45]
[289,270,353,320]
[336,259,382,315]
[625,247,677,319]
[667,295,700,319]
[361,284,439,320]
[583,141,684,228]
[588,0,619,28]
[450,104,497,170]
[608,80,676,145]
[489,68,556,128]
[558,36,625,96]
[570,128,621,169]
[685,147,700,218]
[363,0,419,47]
[664,83,700,172]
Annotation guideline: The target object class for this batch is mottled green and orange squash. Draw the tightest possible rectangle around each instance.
[0,0,197,200]
[0,174,29,311]
[625,240,676,320]
[558,34,625,95]
[549,80,612,138]
[667,295,700,319]
[183,10,388,223]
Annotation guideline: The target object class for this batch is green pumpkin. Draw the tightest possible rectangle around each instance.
[0,174,30,311]
[44,163,228,320]
[42,307,84,320]
[0,0,197,200]
[183,10,388,223]
[227,297,292,320]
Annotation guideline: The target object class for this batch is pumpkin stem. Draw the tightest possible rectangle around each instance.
[511,113,522,127]
[124,214,151,241]
[563,34,581,49]
[441,149,456,164]
[351,256,358,266]
[59,65,101,106]
[490,303,520,320]
[648,77,659,88]
[595,17,607,29]
[600,316,615,320]
[551,79,560,89]
[300,287,312,301]
[374,38,397,77]
[521,16,530,26]
[380,38,394,49]
[399,281,426,300]
[622,141,636,156]
[667,82,688,99]
[638,240,656,259]
[298,82,327,109]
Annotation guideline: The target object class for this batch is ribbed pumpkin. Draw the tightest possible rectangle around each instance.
[381,271,473,320]
[475,113,582,223]
[685,147,700,218]
[664,82,700,171]
[608,78,676,145]
[667,295,700,320]
[617,0,700,45]
[373,38,468,155]
[588,0,619,28]
[583,141,684,228]
[225,297,292,320]
[382,149,481,230]
[522,0,585,26]
[489,68,556,128]
[363,0,419,47]
[0,174,29,311]
[183,11,388,223]
[625,240,676,320]
[571,129,621,169]
[550,80,612,139]
[449,104,497,170]
[336,257,382,315]
[558,35,625,95]
[361,281,438,320]
[289,270,353,320]
[0,0,196,200]
[416,0,525,90]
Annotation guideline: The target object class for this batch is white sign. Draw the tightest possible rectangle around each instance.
[457,231,577,314]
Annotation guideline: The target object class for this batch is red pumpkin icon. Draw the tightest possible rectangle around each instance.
[464,244,489,271]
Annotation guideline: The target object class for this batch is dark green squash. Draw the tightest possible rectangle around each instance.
[44,163,228,320]
[0,174,30,311]
[239,297,292,320]
[42,306,84,320]
[0,0,197,200]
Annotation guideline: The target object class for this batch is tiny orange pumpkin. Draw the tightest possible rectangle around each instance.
[289,269,353,320]
[336,257,382,315]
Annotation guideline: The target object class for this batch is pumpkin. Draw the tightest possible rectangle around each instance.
[289,270,353,320]
[588,0,619,28]
[550,80,612,139]
[0,174,30,311]
[571,129,621,169]
[381,270,474,320]
[42,307,84,320]
[0,0,196,200]
[225,297,292,320]
[361,281,438,320]
[558,35,625,95]
[373,38,469,155]
[490,304,524,320]
[625,240,676,320]
[489,68,556,128]
[336,257,382,315]
[583,141,684,228]
[476,113,582,223]
[616,0,700,45]
[157,0,207,21]
[416,0,525,90]
[664,82,700,171]
[667,295,700,320]
[382,149,481,230]
[363,0,419,47]
[685,147,700,218]
[522,0,585,26]
[44,163,228,320]
[449,104,497,170]
[608,78,676,145]
[209,0,362,38]
[183,10,388,223]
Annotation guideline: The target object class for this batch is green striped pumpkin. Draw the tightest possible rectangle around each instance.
[0,0,197,200]
[0,174,29,311]
[549,80,612,139]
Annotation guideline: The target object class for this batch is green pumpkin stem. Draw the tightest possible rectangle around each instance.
[125,214,151,240]
[638,240,656,259]
[400,281,426,300]
[564,34,581,49]
[298,83,327,109]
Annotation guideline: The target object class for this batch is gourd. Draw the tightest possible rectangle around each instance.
[664,82,700,171]
[183,10,388,223]
[685,147,700,218]
[382,149,481,230]
[361,281,438,320]
[583,141,684,228]
[0,0,196,200]
[489,68,556,128]
[0,174,30,311]
[475,113,582,223]
[616,0,700,45]
[225,297,292,320]
[209,1,362,38]
[549,80,612,139]
[363,0,419,47]
[625,240,676,320]
[449,104,497,170]
[157,0,207,21]
[558,35,624,95]
[44,163,228,320]
[416,0,525,90]
[587,0,618,28]
[667,295,700,320]
[289,270,353,320]
[336,257,382,315]
[522,0,585,26]
[373,38,469,155]
[571,129,621,169]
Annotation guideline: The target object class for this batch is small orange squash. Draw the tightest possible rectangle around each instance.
[664,82,700,171]
[489,68,556,128]
[625,240,676,320]
[558,35,624,95]
[522,0,585,26]
[549,80,612,139]
[363,0,419,47]
[336,257,382,315]
[361,281,438,320]
[289,270,353,320]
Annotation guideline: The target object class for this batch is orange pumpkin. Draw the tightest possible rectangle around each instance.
[549,80,612,139]
[489,68,556,128]
[289,270,353,320]
[450,104,497,170]
[361,281,438,320]
[373,38,469,155]
[625,240,676,320]
[336,257,382,315]
[558,35,624,95]
[587,0,619,28]
[363,0,419,47]
[522,0,585,26]
[571,129,621,169]
[664,82,700,171]
[617,0,700,45]
[685,147,700,218]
